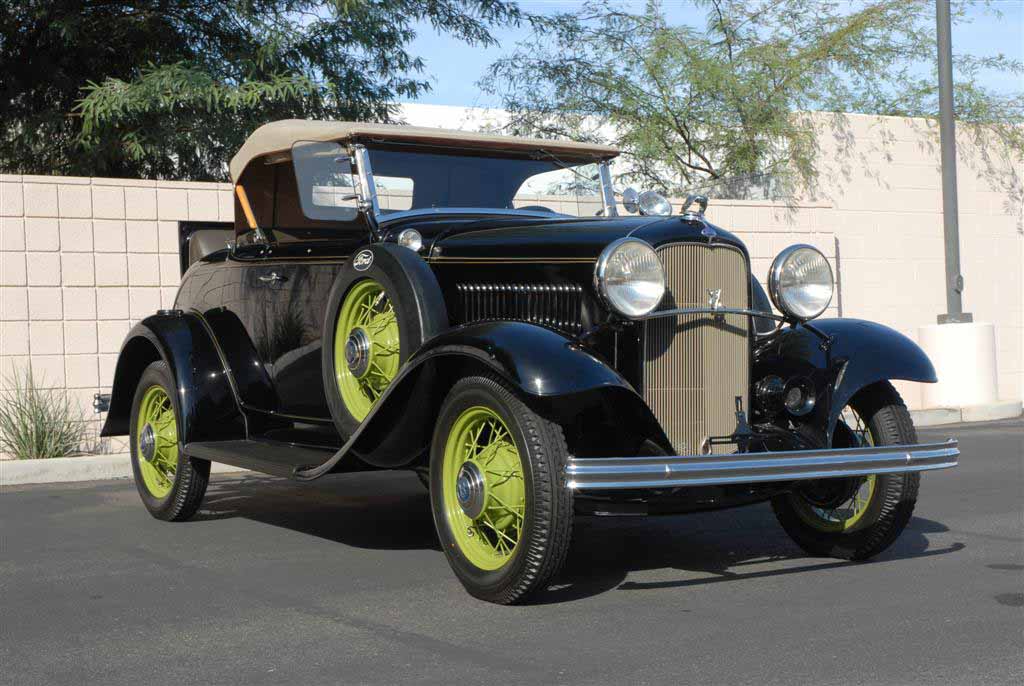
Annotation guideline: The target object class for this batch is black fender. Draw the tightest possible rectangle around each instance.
[100,311,245,444]
[298,320,668,476]
[754,318,936,442]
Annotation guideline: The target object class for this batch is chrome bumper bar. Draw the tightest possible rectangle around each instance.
[566,440,959,490]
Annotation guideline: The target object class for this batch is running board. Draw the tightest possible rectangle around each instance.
[184,439,336,478]
[566,440,959,490]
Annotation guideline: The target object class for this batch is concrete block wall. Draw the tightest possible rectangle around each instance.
[811,113,1022,408]
[1,175,233,455]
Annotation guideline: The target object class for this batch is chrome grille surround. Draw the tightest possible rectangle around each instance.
[456,283,584,333]
[643,243,751,455]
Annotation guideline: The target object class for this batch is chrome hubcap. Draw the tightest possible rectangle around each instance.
[344,328,371,377]
[455,462,486,519]
[139,424,156,462]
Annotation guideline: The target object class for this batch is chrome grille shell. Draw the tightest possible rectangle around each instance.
[643,243,751,455]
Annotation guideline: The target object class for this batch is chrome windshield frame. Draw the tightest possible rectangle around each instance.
[377,207,573,225]
[350,143,618,225]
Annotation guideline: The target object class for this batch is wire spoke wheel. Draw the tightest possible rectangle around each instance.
[333,279,401,420]
[135,385,178,499]
[442,406,526,571]
[791,405,878,533]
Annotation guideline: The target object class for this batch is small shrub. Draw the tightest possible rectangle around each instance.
[0,366,91,460]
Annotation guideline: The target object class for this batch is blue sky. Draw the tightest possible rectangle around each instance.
[405,0,1024,108]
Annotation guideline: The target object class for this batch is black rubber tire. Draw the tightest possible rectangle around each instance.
[429,375,573,604]
[321,244,447,438]
[129,361,210,522]
[771,381,920,560]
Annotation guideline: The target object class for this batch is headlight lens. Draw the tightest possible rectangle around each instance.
[396,228,423,252]
[595,238,665,318]
[768,245,834,320]
[637,191,672,217]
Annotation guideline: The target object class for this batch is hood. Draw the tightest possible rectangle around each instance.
[428,215,748,260]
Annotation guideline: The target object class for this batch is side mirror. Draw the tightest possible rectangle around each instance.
[621,187,640,214]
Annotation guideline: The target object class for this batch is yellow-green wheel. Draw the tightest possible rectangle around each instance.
[790,405,878,533]
[333,279,401,421]
[771,382,921,561]
[430,375,574,605]
[130,361,209,521]
[135,385,178,499]
[441,406,526,571]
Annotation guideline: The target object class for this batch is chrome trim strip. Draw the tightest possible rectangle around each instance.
[640,306,785,322]
[351,144,381,220]
[597,161,618,217]
[566,440,959,490]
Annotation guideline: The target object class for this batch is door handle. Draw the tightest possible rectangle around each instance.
[258,272,287,283]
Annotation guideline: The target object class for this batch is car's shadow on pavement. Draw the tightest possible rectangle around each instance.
[535,513,964,604]
[194,471,441,551]
[193,471,964,603]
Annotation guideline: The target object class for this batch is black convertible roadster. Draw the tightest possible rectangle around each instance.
[102,120,958,604]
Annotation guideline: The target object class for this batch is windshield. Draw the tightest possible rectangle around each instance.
[366,146,609,218]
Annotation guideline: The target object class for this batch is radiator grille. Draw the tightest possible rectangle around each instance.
[456,283,584,333]
[644,244,750,455]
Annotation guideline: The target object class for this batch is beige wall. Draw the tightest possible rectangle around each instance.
[0,176,234,453]
[808,114,1022,408]
[1,113,1020,457]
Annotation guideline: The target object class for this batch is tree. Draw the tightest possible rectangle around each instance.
[482,0,1023,200]
[1,1,525,180]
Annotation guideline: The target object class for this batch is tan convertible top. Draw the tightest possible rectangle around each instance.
[229,119,620,182]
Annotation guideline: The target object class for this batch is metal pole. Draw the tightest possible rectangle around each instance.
[935,0,972,323]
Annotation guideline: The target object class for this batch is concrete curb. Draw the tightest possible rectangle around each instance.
[1,453,246,487]
[911,400,1022,427]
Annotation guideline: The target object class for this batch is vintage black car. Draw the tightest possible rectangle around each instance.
[102,120,959,604]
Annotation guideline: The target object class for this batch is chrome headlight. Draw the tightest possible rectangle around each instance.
[768,245,834,320]
[637,190,672,216]
[594,238,665,318]
[396,228,422,252]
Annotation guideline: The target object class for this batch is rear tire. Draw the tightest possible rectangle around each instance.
[129,361,209,521]
[429,375,573,604]
[771,381,919,560]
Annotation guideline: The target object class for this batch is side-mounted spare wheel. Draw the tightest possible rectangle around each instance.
[430,375,574,605]
[129,361,210,521]
[321,244,448,438]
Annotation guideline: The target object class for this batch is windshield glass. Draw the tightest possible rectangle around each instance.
[366,147,606,217]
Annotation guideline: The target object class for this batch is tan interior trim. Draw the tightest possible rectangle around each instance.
[235,184,258,230]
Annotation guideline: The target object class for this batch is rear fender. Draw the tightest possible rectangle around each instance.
[100,312,245,443]
[323,321,669,471]
[755,319,936,442]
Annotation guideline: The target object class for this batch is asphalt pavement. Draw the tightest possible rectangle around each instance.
[2,420,1021,685]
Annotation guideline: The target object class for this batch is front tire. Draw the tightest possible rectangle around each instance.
[771,381,920,560]
[129,361,209,521]
[429,375,573,604]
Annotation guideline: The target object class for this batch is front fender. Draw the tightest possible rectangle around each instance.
[304,321,668,474]
[415,320,630,396]
[755,318,936,441]
[100,312,244,443]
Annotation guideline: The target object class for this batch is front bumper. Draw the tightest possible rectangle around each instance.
[566,440,959,490]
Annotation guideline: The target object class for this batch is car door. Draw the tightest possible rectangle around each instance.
[244,253,346,419]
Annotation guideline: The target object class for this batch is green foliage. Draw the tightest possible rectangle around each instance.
[482,0,1023,199]
[1,1,525,180]
[0,366,91,460]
